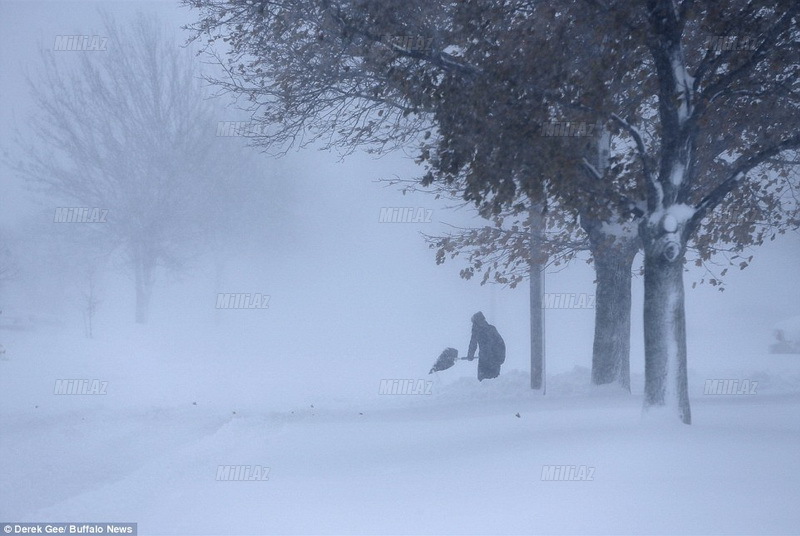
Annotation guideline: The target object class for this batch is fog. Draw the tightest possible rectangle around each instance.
[1,1,799,534]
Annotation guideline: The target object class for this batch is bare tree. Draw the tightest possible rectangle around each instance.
[13,12,253,323]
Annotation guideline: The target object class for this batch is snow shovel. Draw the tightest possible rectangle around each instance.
[429,347,473,374]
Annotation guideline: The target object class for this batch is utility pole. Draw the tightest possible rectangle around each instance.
[529,205,546,392]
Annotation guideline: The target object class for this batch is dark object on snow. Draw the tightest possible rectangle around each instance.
[430,347,460,373]
[769,327,800,354]
[467,312,506,381]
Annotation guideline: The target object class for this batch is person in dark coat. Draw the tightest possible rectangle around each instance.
[466,311,506,381]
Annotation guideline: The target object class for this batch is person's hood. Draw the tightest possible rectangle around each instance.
[472,311,487,325]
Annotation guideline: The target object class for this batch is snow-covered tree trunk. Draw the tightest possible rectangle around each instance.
[641,215,691,423]
[582,123,639,390]
[639,172,695,423]
[590,234,638,391]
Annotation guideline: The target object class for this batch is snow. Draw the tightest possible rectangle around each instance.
[1,4,798,535]
[2,322,799,534]
[669,160,686,187]
[670,51,695,123]
[667,202,696,226]
[648,202,696,229]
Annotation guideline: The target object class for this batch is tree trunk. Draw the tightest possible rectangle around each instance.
[529,205,546,391]
[641,226,692,424]
[590,242,637,390]
[582,122,639,390]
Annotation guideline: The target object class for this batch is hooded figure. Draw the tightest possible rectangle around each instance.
[466,312,506,381]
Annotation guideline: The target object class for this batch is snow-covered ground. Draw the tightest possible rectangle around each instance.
[2,321,799,535]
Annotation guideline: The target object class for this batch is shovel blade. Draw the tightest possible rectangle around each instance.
[429,347,459,374]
